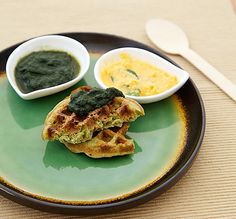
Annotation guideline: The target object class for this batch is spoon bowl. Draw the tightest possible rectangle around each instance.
[146,19,189,54]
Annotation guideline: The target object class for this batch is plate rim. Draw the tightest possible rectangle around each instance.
[0,32,206,215]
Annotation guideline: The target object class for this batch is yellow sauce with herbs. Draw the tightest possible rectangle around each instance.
[101,53,178,96]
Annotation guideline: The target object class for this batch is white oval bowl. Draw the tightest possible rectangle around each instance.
[94,47,189,104]
[6,35,90,100]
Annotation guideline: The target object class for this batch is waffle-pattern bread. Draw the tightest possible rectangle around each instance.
[64,123,135,158]
[42,86,144,145]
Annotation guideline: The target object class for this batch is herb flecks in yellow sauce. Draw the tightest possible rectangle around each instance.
[15,51,80,93]
[101,53,178,96]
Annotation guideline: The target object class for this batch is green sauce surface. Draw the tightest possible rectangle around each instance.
[15,51,80,93]
[68,87,125,116]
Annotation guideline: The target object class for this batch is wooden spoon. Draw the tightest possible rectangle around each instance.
[146,18,236,102]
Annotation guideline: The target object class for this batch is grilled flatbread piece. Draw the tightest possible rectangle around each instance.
[42,86,144,144]
[64,123,134,158]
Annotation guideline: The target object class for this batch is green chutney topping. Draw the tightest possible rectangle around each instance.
[15,51,80,93]
[68,87,125,116]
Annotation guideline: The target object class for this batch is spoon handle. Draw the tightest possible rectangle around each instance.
[180,48,236,102]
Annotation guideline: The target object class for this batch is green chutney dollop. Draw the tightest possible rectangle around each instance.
[68,87,125,116]
[15,51,80,93]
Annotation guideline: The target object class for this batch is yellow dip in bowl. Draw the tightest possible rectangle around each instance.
[100,53,178,97]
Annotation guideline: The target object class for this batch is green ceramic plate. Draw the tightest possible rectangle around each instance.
[0,33,205,214]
